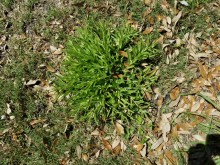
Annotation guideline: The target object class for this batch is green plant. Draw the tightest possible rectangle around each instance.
[56,20,160,124]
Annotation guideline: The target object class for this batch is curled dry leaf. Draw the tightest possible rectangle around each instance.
[53,48,63,55]
[192,134,206,142]
[156,35,164,44]
[133,142,144,152]
[30,119,46,126]
[115,120,124,135]
[119,51,128,58]
[76,145,82,159]
[159,113,172,142]
[82,153,89,162]
[95,150,101,158]
[169,96,181,107]
[102,138,112,151]
[91,129,100,136]
[113,142,121,155]
[140,143,147,157]
[6,103,11,114]
[25,79,40,86]
[151,137,164,150]
[157,97,163,110]
[112,138,120,149]
[191,102,200,112]
[165,150,177,164]
[198,63,208,79]
[143,27,153,34]
[170,87,180,100]
[144,0,152,6]
[120,140,127,152]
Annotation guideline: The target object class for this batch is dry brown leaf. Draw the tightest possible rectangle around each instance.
[144,0,152,6]
[159,113,172,142]
[156,35,164,44]
[91,129,100,136]
[144,91,152,100]
[143,27,153,34]
[46,65,56,72]
[157,97,163,110]
[82,154,89,162]
[170,87,180,100]
[30,119,46,126]
[102,138,112,151]
[151,137,163,150]
[165,150,177,165]
[133,143,144,152]
[95,150,101,158]
[191,102,200,112]
[50,45,57,52]
[140,143,147,157]
[166,16,172,25]
[119,51,128,58]
[76,145,82,159]
[192,134,205,142]
[113,142,121,155]
[115,120,124,135]
[112,138,120,149]
[172,11,182,31]
[198,63,208,79]
[169,96,180,107]
[120,140,127,152]
[53,48,63,55]
[6,103,11,115]
[26,79,40,86]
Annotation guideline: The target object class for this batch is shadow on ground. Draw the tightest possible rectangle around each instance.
[188,134,220,165]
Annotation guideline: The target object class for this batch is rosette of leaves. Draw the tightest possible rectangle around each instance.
[56,20,160,124]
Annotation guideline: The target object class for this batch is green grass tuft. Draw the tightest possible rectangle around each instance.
[56,20,160,124]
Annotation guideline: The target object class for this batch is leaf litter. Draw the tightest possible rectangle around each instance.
[0,0,220,164]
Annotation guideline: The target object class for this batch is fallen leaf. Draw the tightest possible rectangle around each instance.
[112,138,120,149]
[144,0,152,6]
[102,138,112,151]
[53,48,63,55]
[198,63,208,79]
[156,35,164,44]
[49,45,57,52]
[82,153,89,162]
[115,120,124,135]
[120,140,127,152]
[169,96,181,107]
[119,51,128,58]
[140,143,147,157]
[143,27,153,34]
[180,0,189,6]
[192,134,206,142]
[76,145,82,159]
[159,113,172,142]
[113,142,121,155]
[46,65,56,72]
[165,150,177,164]
[95,150,101,158]
[25,79,40,86]
[172,11,182,31]
[170,87,180,100]
[151,137,163,150]
[157,97,163,110]
[133,143,144,152]
[30,119,46,126]
[91,129,100,136]
[6,103,11,114]
[191,102,200,112]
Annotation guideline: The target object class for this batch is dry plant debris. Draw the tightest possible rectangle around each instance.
[0,0,220,164]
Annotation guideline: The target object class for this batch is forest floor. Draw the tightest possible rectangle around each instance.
[0,0,220,164]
